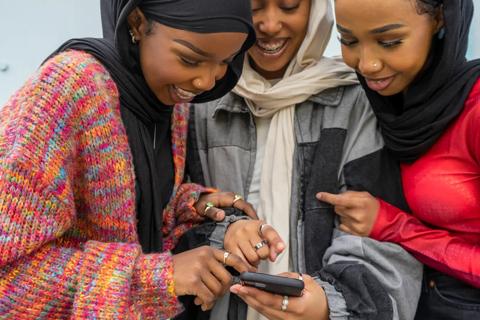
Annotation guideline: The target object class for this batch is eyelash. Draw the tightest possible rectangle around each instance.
[282,4,300,12]
[337,36,403,49]
[180,57,200,67]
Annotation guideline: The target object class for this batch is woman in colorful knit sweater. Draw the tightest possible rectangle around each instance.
[0,0,258,318]
[319,0,480,319]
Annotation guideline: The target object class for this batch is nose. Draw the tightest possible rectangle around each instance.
[193,64,227,92]
[257,8,282,35]
[357,48,383,76]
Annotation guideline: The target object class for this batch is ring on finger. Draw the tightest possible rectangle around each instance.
[223,251,230,265]
[281,295,289,311]
[232,194,243,205]
[253,239,268,251]
[258,223,269,238]
[298,273,304,281]
[204,201,215,216]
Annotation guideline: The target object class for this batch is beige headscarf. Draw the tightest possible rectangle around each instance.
[233,0,358,278]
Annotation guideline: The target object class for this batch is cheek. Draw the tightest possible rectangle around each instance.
[340,48,358,69]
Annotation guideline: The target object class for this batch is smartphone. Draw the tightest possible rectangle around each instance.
[234,272,304,297]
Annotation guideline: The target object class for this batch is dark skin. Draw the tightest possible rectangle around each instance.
[127,8,257,311]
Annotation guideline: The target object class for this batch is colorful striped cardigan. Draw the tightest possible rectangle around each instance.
[0,50,208,319]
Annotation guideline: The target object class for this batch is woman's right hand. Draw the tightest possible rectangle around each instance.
[172,246,252,311]
[224,220,285,268]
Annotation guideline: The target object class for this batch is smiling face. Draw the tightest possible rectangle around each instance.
[335,0,443,95]
[128,9,247,105]
[248,0,311,79]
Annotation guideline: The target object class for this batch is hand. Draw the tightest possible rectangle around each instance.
[230,272,328,320]
[225,220,285,268]
[316,191,380,236]
[195,192,258,221]
[172,246,252,311]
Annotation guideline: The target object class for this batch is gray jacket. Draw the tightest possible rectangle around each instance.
[184,85,422,320]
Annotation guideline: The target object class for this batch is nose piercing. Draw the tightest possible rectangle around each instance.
[372,62,379,68]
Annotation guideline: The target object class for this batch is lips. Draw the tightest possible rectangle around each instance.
[365,76,395,92]
[169,85,199,103]
[255,38,288,56]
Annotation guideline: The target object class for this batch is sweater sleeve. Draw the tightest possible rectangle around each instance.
[371,200,480,288]
[0,50,182,319]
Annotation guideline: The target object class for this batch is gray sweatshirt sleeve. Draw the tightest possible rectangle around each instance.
[317,227,422,320]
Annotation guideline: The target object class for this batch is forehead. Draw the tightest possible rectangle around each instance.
[335,0,424,29]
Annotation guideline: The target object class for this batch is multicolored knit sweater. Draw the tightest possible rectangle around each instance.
[0,50,209,319]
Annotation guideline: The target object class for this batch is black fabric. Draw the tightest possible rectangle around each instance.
[303,128,346,274]
[46,0,254,253]
[343,148,410,212]
[100,0,256,104]
[361,0,480,162]
[317,262,393,320]
[414,267,480,319]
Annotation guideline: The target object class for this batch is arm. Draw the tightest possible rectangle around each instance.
[0,51,181,319]
[371,200,480,288]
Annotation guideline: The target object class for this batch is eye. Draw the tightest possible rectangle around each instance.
[337,36,358,47]
[180,57,200,67]
[281,4,300,12]
[379,39,403,48]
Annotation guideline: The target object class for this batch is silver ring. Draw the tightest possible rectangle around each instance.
[281,295,289,311]
[298,273,304,281]
[253,239,267,251]
[223,251,230,265]
[258,223,269,238]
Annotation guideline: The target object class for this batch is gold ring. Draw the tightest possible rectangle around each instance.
[281,295,289,311]
[232,194,243,205]
[204,201,215,216]
[253,240,268,251]
[223,251,230,265]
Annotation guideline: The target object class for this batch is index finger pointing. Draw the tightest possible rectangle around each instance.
[260,225,285,261]
[316,192,351,207]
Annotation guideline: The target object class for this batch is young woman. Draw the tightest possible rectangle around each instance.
[320,0,480,318]
[0,0,258,318]
[186,0,423,319]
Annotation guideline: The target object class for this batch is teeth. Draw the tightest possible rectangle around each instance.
[175,86,196,99]
[257,39,287,52]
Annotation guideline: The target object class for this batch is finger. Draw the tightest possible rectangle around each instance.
[230,285,289,320]
[204,206,225,221]
[195,282,216,308]
[200,270,225,298]
[260,225,285,261]
[338,223,356,235]
[233,200,258,219]
[250,238,270,260]
[238,240,261,267]
[317,192,356,207]
[213,249,253,273]
[206,258,234,291]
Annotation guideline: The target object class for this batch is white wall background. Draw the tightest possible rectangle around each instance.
[0,1,479,105]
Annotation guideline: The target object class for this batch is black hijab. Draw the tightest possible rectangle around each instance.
[49,0,255,253]
[359,0,480,163]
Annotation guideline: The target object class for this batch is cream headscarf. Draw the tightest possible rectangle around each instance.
[233,0,358,277]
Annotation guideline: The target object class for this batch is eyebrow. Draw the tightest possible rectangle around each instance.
[173,39,212,58]
[336,23,405,35]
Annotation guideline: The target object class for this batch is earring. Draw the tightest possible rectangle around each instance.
[437,27,445,40]
[129,29,137,44]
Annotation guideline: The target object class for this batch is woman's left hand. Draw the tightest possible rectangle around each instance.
[230,272,328,320]
[195,191,258,221]
[316,191,380,236]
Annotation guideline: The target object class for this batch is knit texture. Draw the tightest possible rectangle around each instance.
[0,50,208,319]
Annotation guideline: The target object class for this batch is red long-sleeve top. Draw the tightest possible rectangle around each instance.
[370,78,480,288]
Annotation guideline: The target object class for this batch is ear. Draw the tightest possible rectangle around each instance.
[127,8,148,41]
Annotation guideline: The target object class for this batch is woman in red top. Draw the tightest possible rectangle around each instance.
[319,0,480,319]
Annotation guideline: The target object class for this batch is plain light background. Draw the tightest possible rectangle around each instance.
[0,0,479,105]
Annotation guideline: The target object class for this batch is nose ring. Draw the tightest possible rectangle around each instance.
[372,62,379,68]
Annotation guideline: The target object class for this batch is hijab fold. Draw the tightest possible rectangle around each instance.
[233,0,357,278]
[362,0,480,162]
[49,0,255,253]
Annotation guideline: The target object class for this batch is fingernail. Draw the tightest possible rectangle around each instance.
[230,286,239,294]
[277,243,285,251]
[216,210,225,219]
[316,193,322,199]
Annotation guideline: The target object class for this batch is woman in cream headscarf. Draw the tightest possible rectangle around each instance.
[187,0,422,319]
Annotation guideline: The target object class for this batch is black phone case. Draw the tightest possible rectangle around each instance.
[237,272,304,297]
